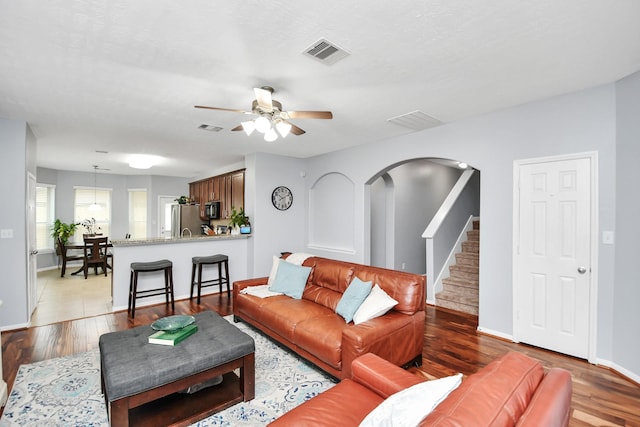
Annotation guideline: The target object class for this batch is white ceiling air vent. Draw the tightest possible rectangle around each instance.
[303,38,350,65]
[387,110,443,131]
[198,124,223,132]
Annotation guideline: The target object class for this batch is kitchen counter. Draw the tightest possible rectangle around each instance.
[110,234,252,311]
[111,234,250,246]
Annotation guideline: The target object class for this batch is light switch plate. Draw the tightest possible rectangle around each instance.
[0,229,14,239]
[602,231,614,245]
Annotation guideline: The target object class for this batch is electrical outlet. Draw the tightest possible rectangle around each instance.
[401,262,406,270]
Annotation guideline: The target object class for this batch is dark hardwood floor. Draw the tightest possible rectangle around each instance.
[1,297,639,426]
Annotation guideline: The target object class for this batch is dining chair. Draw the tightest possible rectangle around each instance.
[57,237,84,277]
[83,236,109,279]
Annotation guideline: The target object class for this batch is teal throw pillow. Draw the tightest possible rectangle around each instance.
[268,260,312,299]
[336,277,373,323]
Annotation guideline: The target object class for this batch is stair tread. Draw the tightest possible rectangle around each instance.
[443,276,479,287]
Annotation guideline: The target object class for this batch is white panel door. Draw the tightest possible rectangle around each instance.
[515,157,592,359]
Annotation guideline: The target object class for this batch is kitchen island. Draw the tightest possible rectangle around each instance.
[110,234,251,311]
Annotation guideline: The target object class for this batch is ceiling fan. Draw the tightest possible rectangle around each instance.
[195,86,333,141]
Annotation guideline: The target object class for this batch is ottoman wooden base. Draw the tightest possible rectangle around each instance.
[107,353,254,427]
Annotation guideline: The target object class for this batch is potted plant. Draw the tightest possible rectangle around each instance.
[175,195,190,204]
[51,219,78,249]
[229,207,249,235]
[78,218,100,236]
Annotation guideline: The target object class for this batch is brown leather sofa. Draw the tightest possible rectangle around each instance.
[233,256,425,379]
[269,351,573,427]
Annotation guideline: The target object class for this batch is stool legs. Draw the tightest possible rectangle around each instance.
[190,259,230,304]
[128,264,174,318]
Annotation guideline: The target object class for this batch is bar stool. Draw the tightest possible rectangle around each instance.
[128,259,174,318]
[190,254,230,303]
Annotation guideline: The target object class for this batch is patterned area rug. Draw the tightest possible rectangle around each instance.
[0,318,336,426]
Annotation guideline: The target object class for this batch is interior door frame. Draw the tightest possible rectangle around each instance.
[512,151,599,363]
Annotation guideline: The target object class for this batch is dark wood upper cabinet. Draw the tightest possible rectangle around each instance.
[189,169,245,220]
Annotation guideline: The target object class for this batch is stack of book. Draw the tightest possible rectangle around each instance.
[148,324,198,346]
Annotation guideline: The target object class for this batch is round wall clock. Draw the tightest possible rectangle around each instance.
[271,186,293,211]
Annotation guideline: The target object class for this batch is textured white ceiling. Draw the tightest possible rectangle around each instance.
[1,0,639,177]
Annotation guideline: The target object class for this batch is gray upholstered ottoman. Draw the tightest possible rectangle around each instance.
[99,311,255,426]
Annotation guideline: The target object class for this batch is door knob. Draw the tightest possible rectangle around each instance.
[577,266,587,274]
[31,250,39,255]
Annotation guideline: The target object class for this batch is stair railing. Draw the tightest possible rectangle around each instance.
[422,168,479,303]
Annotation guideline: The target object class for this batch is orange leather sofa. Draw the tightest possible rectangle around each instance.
[233,256,425,379]
[269,351,573,427]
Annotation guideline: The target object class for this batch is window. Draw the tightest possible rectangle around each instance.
[74,187,111,237]
[36,184,55,251]
[129,189,147,239]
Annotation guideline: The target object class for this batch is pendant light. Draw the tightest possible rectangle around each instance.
[88,165,102,211]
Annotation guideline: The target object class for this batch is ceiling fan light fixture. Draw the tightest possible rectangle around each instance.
[241,121,256,136]
[275,121,292,138]
[254,116,271,134]
[264,128,278,142]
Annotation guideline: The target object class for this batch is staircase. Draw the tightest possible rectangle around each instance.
[435,220,479,316]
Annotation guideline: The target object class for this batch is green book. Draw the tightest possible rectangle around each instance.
[148,324,198,346]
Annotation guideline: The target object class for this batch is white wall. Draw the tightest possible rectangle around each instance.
[613,71,640,377]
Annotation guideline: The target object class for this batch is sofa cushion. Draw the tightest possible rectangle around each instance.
[336,277,373,323]
[269,260,312,299]
[421,352,544,427]
[258,298,334,342]
[359,373,463,427]
[294,314,347,369]
[353,284,398,324]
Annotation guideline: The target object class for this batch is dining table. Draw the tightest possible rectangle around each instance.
[69,236,113,276]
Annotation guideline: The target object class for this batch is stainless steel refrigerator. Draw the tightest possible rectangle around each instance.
[171,204,202,238]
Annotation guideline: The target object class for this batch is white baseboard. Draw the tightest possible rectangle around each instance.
[477,326,515,342]
[594,358,640,384]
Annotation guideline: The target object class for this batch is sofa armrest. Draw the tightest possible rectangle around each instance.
[516,368,572,427]
[341,311,424,378]
[233,277,269,293]
[351,353,425,399]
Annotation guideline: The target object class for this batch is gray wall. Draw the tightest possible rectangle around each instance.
[614,71,640,377]
[370,160,463,274]
[0,119,29,326]
[252,82,630,374]
[36,168,191,269]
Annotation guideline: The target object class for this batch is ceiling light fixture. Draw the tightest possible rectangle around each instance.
[129,154,155,169]
[458,162,468,169]
[88,165,102,211]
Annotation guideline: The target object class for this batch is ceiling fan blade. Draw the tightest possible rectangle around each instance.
[231,124,244,131]
[286,110,333,120]
[194,105,253,114]
[254,87,273,111]
[287,122,306,136]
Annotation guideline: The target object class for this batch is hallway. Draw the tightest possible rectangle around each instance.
[31,268,112,326]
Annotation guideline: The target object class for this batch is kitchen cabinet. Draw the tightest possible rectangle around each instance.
[189,169,244,220]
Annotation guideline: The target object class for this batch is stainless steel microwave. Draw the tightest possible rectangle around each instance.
[204,201,220,219]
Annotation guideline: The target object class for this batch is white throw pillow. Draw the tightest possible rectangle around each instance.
[352,284,398,324]
[358,373,463,427]
[267,255,280,285]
